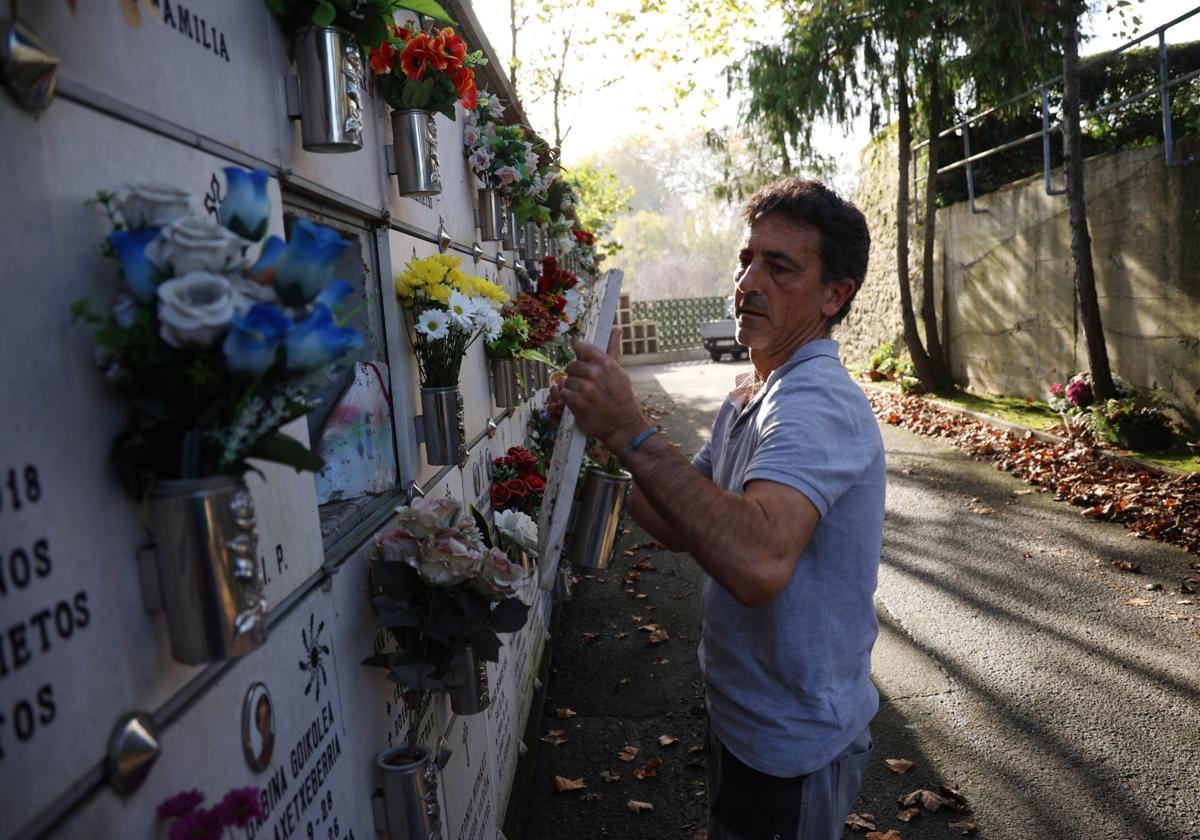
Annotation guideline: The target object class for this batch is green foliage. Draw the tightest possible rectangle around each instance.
[868,341,897,373]
[1089,396,1176,451]
[566,161,633,257]
[265,0,456,49]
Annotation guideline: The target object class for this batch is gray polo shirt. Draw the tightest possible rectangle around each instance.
[691,338,885,777]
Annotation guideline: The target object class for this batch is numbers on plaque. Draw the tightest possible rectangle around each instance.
[2,465,42,515]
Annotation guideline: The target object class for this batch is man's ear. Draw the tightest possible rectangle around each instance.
[821,279,857,319]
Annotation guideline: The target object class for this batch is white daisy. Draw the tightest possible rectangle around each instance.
[415,308,449,340]
[480,307,504,342]
[446,291,477,331]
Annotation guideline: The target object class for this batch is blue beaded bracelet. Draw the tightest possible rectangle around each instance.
[619,427,658,466]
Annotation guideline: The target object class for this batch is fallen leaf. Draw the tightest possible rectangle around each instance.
[618,745,640,762]
[617,676,631,686]
[638,623,659,632]
[898,789,951,812]
[635,593,649,599]
[581,791,602,801]
[845,812,876,830]
[633,557,657,571]
[626,799,654,813]
[622,549,635,557]
[896,807,920,822]
[622,570,642,585]
[948,821,977,836]
[553,776,586,792]
[1125,598,1153,607]
[633,756,664,779]
[1182,577,1199,594]
[1013,489,1033,495]
[658,734,679,746]
[540,729,568,746]
[865,831,902,840]
[648,627,670,644]
[600,770,620,783]
[885,758,914,774]
[1111,559,1141,573]
[688,743,705,754]
[556,707,577,719]
[614,631,629,639]
[654,656,670,665]
[939,783,970,810]
[580,632,600,644]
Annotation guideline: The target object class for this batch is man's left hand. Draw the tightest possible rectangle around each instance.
[559,327,648,453]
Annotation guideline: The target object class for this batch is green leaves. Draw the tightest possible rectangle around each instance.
[249,431,325,473]
[394,0,457,26]
[490,598,531,634]
[311,0,337,26]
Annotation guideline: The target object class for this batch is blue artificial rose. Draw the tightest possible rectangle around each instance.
[285,304,363,370]
[223,303,293,374]
[315,279,354,312]
[250,234,286,278]
[274,220,348,307]
[109,227,161,301]
[219,168,271,242]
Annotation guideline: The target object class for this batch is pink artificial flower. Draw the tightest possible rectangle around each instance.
[216,787,264,828]
[158,790,204,819]
[1049,382,1065,397]
[494,166,519,185]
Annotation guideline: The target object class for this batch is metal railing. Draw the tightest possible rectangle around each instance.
[912,5,1200,217]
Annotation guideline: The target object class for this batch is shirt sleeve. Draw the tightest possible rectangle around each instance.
[691,439,713,479]
[742,373,881,517]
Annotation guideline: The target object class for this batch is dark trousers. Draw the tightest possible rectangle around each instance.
[706,725,872,840]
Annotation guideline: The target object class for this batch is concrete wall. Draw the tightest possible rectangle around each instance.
[839,130,1200,424]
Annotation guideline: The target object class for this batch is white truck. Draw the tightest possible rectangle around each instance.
[699,296,748,361]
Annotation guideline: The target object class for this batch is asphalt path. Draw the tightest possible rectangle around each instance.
[518,358,1200,840]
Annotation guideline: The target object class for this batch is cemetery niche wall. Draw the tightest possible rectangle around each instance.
[0,3,574,838]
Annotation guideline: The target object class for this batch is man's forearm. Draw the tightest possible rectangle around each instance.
[628,485,686,551]
[622,433,792,605]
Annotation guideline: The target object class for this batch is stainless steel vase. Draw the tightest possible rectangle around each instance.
[375,746,441,840]
[501,208,517,250]
[293,26,364,153]
[490,357,521,408]
[446,645,490,715]
[145,476,268,664]
[420,386,464,466]
[392,109,442,196]
[478,187,505,241]
[567,467,632,570]
[522,220,540,260]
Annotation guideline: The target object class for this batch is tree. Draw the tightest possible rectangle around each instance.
[1059,0,1116,400]
[566,160,634,257]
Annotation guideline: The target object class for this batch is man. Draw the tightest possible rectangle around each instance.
[550,178,885,839]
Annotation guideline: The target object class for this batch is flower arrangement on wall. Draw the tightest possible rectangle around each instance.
[157,787,263,840]
[369,23,484,118]
[363,497,531,695]
[394,254,509,388]
[489,446,546,518]
[72,169,363,496]
[265,0,454,51]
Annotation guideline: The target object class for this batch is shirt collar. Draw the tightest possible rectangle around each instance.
[735,338,841,418]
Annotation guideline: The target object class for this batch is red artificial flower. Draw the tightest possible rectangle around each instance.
[506,478,529,497]
[369,41,398,74]
[491,483,512,507]
[524,474,546,494]
[508,446,537,466]
[400,33,437,80]
[453,66,477,109]
[392,23,415,41]
[437,28,468,68]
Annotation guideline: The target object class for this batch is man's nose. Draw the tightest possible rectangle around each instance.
[736,259,764,293]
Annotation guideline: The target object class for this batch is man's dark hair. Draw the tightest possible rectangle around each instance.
[742,178,870,325]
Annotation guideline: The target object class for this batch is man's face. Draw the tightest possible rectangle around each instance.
[734,214,845,360]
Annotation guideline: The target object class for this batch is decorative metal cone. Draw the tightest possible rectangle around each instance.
[293,26,364,152]
[0,18,59,112]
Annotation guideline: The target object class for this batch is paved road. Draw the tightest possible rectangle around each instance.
[519,359,1200,840]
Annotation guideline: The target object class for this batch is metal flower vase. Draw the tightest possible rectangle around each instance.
[373,746,441,840]
[145,476,267,665]
[568,467,633,570]
[490,357,521,408]
[478,187,505,241]
[522,220,540,260]
[501,208,517,250]
[392,109,442,196]
[446,644,490,715]
[293,26,364,153]
[517,357,534,400]
[420,386,465,466]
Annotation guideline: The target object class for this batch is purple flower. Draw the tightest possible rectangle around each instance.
[1048,382,1065,397]
[157,789,204,819]
[1066,374,1093,408]
[216,786,265,828]
[168,806,224,840]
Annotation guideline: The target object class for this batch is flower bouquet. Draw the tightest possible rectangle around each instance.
[483,313,531,407]
[394,254,508,463]
[72,168,362,664]
[363,497,531,713]
[462,91,541,240]
[266,1,454,52]
[489,446,546,519]
[157,786,263,840]
[370,23,485,194]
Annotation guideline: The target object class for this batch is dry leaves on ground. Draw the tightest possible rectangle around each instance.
[648,627,670,644]
[601,770,620,783]
[868,391,1200,556]
[658,734,679,746]
[580,632,600,645]
[896,807,921,822]
[1125,598,1154,607]
[948,820,978,836]
[555,707,577,719]
[845,812,876,830]
[618,745,640,762]
[885,758,914,774]
[633,557,657,571]
[627,800,654,813]
[540,729,568,746]
[633,756,664,779]
[553,776,586,792]
[865,831,902,840]
[898,789,952,812]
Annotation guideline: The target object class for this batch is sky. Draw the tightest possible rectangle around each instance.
[472,1,1200,183]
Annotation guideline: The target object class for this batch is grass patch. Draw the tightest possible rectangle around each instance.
[934,388,1061,431]
[1117,442,1200,475]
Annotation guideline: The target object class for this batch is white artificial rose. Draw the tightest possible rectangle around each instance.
[156,272,236,347]
[114,182,195,229]
[228,274,277,315]
[146,215,250,277]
